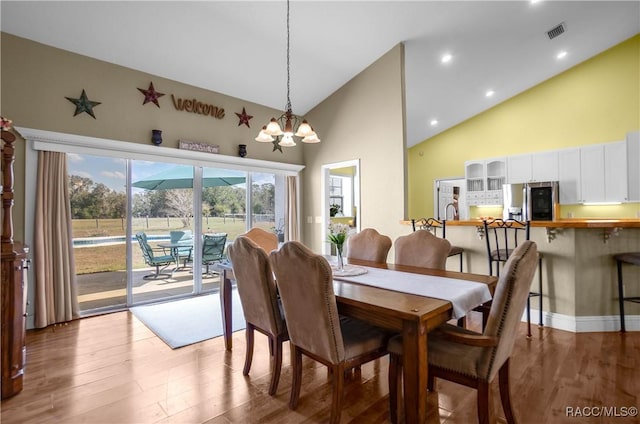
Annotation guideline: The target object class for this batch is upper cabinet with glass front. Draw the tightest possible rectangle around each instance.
[465,157,505,206]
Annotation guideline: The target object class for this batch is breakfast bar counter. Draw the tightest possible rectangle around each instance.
[400,218,640,332]
[405,218,640,229]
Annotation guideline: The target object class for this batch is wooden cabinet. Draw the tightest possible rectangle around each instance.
[1,129,28,399]
[1,243,28,399]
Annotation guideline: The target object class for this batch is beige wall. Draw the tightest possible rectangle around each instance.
[300,44,408,254]
[1,33,303,241]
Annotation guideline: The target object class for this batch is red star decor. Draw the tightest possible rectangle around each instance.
[137,82,164,107]
[235,107,253,128]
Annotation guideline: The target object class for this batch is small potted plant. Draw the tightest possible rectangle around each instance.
[273,219,285,243]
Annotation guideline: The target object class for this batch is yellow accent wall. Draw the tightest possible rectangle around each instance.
[408,34,640,218]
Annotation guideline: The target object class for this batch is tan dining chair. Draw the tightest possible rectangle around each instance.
[241,227,279,253]
[270,241,390,424]
[394,229,452,269]
[227,236,289,396]
[387,240,539,424]
[346,227,392,263]
[411,217,465,271]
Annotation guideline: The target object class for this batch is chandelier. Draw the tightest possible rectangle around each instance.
[255,0,320,147]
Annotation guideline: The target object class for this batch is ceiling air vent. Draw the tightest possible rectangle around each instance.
[547,22,566,40]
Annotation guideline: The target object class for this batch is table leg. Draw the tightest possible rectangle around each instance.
[219,268,233,351]
[402,320,428,423]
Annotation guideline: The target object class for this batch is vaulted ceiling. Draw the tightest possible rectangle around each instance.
[2,1,639,147]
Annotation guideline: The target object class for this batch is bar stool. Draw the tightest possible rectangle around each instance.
[411,217,464,272]
[483,219,543,338]
[614,252,640,332]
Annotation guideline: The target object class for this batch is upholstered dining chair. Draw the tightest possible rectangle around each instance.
[394,229,452,269]
[270,241,390,424]
[395,229,465,328]
[227,236,289,396]
[241,227,279,253]
[387,241,539,424]
[346,227,392,263]
[411,217,465,271]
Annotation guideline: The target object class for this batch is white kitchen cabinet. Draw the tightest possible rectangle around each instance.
[465,157,505,206]
[580,145,606,202]
[507,154,532,183]
[531,150,559,182]
[626,132,640,201]
[579,141,627,203]
[558,148,581,204]
[604,141,627,202]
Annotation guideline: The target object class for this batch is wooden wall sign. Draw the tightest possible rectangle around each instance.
[171,94,225,119]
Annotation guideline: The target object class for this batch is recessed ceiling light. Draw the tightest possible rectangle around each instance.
[430,119,438,126]
[530,0,542,4]
[441,53,452,64]
[557,50,568,59]
[485,90,495,98]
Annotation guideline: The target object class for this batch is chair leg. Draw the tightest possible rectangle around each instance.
[330,363,345,424]
[617,260,626,333]
[289,345,303,409]
[459,252,463,272]
[538,257,543,327]
[427,370,435,391]
[526,297,532,338]
[243,324,254,376]
[499,360,516,424]
[388,354,402,424]
[268,337,283,396]
[457,316,467,328]
[477,380,490,424]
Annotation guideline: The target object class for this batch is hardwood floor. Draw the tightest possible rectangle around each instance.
[1,312,638,423]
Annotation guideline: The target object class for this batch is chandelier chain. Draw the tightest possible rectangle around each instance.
[286,0,291,113]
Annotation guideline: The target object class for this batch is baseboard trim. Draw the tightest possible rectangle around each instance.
[522,310,640,333]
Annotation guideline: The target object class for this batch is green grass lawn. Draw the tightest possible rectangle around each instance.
[73,217,275,274]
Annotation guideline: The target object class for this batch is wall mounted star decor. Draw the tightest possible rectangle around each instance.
[235,107,253,127]
[272,138,283,153]
[65,89,101,119]
[137,82,164,107]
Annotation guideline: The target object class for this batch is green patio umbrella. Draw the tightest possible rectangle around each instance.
[132,165,246,190]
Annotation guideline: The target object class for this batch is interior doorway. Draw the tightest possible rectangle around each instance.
[434,177,467,220]
[321,159,361,254]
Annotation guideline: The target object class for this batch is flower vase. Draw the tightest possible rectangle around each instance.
[336,244,344,271]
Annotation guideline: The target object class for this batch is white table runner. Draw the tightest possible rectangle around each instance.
[333,266,492,319]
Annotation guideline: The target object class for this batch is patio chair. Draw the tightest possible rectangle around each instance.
[169,230,194,268]
[135,232,176,280]
[202,233,228,274]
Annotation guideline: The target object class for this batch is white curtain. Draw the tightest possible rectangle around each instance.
[34,151,79,327]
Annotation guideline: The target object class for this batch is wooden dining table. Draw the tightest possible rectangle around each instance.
[214,258,497,424]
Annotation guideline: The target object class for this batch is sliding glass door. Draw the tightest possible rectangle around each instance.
[68,150,292,314]
[131,161,196,304]
[68,153,128,313]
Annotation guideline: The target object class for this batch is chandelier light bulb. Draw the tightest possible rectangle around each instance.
[255,126,275,142]
[265,118,283,136]
[295,120,313,137]
[302,132,320,143]
[279,133,296,147]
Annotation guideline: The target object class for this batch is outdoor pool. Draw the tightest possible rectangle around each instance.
[73,234,170,248]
